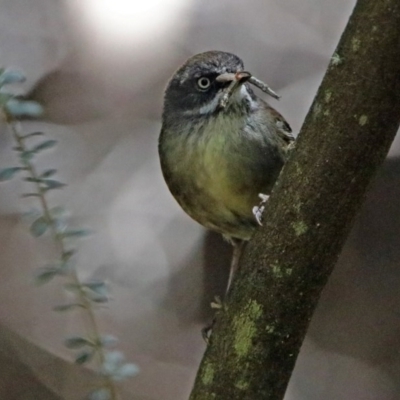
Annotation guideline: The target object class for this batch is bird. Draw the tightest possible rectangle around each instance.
[158,51,294,293]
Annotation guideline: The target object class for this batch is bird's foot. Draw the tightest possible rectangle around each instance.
[201,296,223,343]
[252,193,269,226]
[287,141,296,155]
[210,295,223,309]
[201,318,215,344]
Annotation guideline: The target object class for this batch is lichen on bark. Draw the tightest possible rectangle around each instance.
[189,0,400,399]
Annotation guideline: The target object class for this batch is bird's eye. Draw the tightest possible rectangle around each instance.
[196,77,211,91]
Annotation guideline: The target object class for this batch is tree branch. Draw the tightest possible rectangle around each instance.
[189,0,400,399]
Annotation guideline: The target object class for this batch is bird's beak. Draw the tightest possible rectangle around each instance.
[216,71,251,86]
[215,71,252,108]
[216,71,280,109]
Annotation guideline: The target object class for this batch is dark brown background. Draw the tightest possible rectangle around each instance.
[0,0,399,398]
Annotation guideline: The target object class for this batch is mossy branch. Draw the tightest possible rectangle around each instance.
[189,0,400,399]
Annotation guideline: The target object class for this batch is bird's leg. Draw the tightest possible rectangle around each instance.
[226,239,246,294]
[202,239,246,343]
[203,204,267,342]
[252,193,270,225]
[209,239,246,309]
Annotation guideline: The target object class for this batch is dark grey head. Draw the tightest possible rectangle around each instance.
[163,51,255,118]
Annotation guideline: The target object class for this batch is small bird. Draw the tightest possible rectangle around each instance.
[158,51,294,292]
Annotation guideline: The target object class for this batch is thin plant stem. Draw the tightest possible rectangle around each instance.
[8,119,119,400]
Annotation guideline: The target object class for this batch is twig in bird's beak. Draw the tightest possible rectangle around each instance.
[217,72,251,109]
[218,79,238,109]
[217,71,280,109]
[248,76,281,100]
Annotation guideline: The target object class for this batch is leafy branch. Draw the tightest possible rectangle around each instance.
[0,68,138,400]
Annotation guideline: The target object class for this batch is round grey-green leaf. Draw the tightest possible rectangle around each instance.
[0,167,22,182]
[0,69,26,85]
[30,216,49,237]
[88,388,111,400]
[5,99,43,117]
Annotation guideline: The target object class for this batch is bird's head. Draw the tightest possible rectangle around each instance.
[163,51,256,118]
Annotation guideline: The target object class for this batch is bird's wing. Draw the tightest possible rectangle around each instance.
[267,106,295,148]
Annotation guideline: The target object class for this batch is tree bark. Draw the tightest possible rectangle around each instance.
[189,1,400,399]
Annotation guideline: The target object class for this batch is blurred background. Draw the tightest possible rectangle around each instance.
[0,0,399,399]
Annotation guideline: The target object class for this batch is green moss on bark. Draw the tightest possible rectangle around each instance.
[190,1,400,399]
